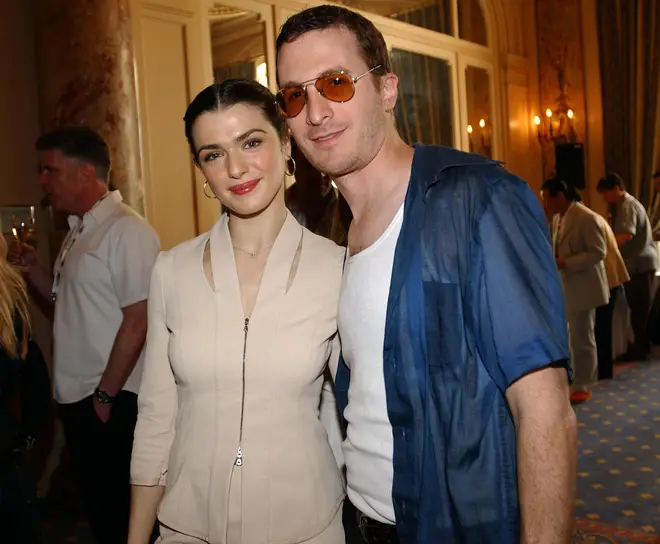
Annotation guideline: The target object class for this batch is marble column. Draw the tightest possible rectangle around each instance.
[34,0,144,215]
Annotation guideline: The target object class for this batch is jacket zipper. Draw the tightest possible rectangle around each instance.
[235,317,249,466]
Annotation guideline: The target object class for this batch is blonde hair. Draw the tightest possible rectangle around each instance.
[0,235,31,359]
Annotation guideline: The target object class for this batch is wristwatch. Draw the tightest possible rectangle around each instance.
[94,387,116,405]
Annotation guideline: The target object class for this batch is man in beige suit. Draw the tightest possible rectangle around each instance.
[542,179,609,403]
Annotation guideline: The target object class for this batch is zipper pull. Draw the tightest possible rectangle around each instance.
[235,446,243,466]
[244,318,249,332]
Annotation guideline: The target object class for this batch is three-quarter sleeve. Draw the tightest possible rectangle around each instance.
[131,253,178,486]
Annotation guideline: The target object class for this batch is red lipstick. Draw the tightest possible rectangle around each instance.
[229,179,260,195]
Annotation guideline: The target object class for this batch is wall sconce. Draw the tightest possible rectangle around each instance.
[478,118,491,156]
[467,120,492,158]
[535,106,577,144]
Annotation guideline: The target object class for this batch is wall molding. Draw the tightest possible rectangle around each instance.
[140,1,194,19]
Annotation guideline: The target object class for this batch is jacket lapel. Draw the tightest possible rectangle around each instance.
[209,211,302,323]
[551,214,560,255]
[557,204,579,248]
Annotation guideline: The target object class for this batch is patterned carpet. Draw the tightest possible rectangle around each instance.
[39,361,660,543]
[574,360,660,543]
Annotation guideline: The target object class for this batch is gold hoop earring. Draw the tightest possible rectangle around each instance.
[203,181,217,200]
[285,157,296,177]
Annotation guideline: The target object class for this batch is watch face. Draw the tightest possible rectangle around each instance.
[95,389,111,404]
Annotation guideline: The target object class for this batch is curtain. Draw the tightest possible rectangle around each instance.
[597,0,660,225]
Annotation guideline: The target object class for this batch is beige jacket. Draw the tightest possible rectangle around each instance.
[552,202,609,313]
[131,212,345,544]
[596,214,630,289]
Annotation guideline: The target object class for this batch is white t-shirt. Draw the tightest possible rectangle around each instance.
[338,205,404,524]
[53,191,160,404]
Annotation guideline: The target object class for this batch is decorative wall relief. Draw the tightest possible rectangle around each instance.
[535,0,587,182]
[34,0,143,215]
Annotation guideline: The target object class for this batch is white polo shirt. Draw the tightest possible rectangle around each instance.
[52,191,160,404]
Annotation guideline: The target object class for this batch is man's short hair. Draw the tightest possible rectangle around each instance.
[541,178,582,202]
[36,126,111,181]
[276,5,391,84]
[596,172,625,192]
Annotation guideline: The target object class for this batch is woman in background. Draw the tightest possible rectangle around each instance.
[129,79,345,544]
[285,139,351,246]
[0,233,40,543]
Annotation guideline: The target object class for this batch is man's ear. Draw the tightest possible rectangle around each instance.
[78,161,97,184]
[381,72,399,112]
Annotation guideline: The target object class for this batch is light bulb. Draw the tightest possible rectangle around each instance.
[479,119,485,128]
[533,115,541,126]
[567,109,574,119]
[545,108,553,118]
[467,125,473,134]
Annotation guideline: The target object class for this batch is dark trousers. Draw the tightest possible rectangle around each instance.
[343,500,399,544]
[58,391,137,544]
[0,452,41,544]
[595,286,620,380]
[624,271,654,358]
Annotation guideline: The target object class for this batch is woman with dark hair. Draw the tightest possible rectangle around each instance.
[128,80,345,544]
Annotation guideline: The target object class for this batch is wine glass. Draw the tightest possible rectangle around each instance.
[11,206,37,248]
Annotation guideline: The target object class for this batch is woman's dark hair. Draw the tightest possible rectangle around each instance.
[184,79,286,163]
[597,172,625,192]
[541,178,582,202]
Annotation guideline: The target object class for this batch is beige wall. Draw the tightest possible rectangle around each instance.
[132,0,223,248]
[0,0,52,362]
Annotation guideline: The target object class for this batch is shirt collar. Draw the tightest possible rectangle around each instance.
[411,144,503,194]
[67,190,122,229]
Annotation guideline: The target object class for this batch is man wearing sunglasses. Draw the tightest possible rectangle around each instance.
[277,5,576,544]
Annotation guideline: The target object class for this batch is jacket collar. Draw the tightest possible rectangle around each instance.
[208,210,302,318]
[385,146,501,317]
[411,144,502,194]
[557,201,580,244]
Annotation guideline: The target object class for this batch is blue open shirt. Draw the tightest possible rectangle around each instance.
[335,144,570,543]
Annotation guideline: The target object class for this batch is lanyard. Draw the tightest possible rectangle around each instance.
[51,221,85,302]
[50,192,110,303]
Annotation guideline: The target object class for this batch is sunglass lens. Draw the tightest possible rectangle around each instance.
[277,87,306,118]
[317,73,355,103]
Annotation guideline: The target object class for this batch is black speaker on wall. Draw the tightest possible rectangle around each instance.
[555,143,585,189]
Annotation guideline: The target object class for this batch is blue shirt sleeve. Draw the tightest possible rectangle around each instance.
[477,172,571,389]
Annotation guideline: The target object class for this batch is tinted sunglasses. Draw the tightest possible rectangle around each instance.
[276,65,382,118]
